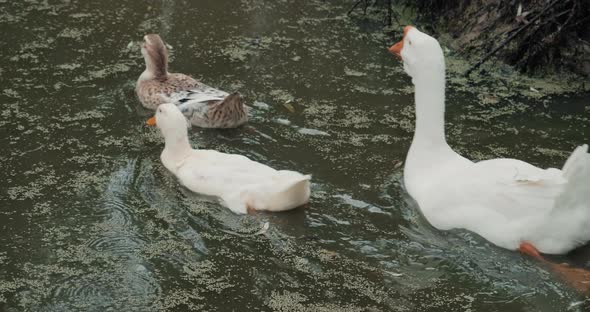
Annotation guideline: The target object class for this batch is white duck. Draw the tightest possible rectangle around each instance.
[389,26,590,255]
[147,103,311,214]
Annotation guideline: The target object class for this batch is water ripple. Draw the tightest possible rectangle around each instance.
[47,262,161,311]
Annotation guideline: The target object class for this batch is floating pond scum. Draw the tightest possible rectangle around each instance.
[0,0,588,311]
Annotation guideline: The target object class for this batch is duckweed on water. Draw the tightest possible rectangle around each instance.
[0,0,588,311]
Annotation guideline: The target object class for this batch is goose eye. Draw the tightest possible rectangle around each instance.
[158,108,162,113]
[408,40,412,45]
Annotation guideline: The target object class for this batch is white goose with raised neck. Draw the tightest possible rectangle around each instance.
[391,27,468,196]
[388,26,590,257]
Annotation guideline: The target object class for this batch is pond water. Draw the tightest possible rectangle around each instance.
[1,0,589,311]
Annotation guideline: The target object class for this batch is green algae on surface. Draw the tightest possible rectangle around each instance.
[0,0,588,311]
[444,48,588,99]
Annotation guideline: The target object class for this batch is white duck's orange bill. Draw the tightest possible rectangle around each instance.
[389,41,403,58]
[389,25,414,58]
[146,116,156,126]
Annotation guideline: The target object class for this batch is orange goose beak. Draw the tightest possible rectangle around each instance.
[146,116,156,126]
[389,25,414,59]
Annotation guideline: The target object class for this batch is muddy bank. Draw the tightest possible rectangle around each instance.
[412,0,590,76]
[349,0,589,96]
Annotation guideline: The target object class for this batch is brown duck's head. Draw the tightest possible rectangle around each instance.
[141,34,168,77]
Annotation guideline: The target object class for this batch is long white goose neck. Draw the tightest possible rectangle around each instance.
[412,67,448,149]
[161,127,192,171]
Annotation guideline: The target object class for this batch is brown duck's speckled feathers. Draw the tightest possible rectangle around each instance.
[136,34,248,128]
[136,73,202,109]
[178,91,249,128]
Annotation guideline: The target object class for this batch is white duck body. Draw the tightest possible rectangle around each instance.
[152,103,311,214]
[394,26,590,254]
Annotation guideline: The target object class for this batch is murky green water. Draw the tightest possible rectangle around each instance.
[1,0,589,311]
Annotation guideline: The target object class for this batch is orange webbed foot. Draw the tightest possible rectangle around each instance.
[247,205,257,215]
[518,241,544,261]
[549,264,590,294]
[519,242,590,294]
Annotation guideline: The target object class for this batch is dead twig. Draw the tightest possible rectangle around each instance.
[515,0,578,70]
[347,0,372,16]
[386,0,393,26]
[347,0,362,15]
[348,0,398,26]
[562,15,590,31]
[464,0,561,76]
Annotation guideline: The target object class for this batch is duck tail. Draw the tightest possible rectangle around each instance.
[218,91,245,110]
[255,173,311,212]
[222,173,311,214]
[562,144,589,177]
[559,144,590,203]
[552,144,590,248]
[559,144,590,202]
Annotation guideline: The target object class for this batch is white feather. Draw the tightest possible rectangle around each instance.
[154,103,311,214]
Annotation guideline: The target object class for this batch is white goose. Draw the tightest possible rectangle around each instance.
[147,103,311,214]
[389,26,590,255]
